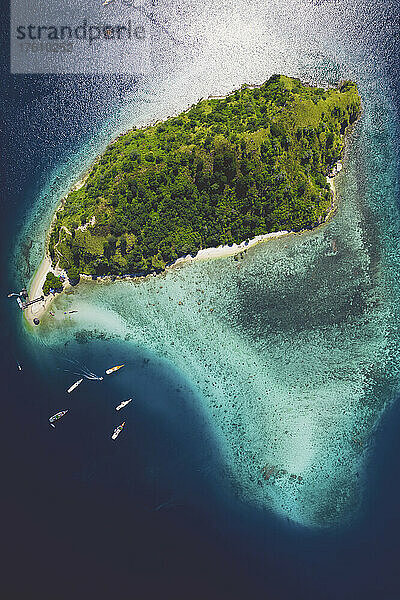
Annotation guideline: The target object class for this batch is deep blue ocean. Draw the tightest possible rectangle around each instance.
[2,2,400,598]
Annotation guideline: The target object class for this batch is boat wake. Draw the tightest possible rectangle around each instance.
[64,357,104,381]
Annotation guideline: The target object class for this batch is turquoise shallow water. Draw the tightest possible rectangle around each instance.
[15,2,400,528]
[26,83,400,527]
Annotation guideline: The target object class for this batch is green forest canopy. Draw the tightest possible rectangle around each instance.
[48,75,361,279]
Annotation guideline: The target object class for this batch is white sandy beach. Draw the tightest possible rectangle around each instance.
[173,230,290,267]
[25,223,322,326]
[25,230,290,325]
[24,257,68,325]
[24,256,51,324]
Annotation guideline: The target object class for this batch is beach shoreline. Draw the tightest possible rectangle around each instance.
[24,176,337,327]
[24,229,291,326]
[24,257,65,325]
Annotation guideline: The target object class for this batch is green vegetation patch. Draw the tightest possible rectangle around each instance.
[49,75,361,277]
[43,272,63,296]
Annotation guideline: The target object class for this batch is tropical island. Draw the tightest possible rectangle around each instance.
[46,75,361,282]
[24,75,361,324]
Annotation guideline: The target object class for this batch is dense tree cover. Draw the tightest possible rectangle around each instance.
[66,265,80,284]
[48,75,361,277]
[43,272,63,295]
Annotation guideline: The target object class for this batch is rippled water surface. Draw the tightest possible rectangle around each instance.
[3,0,400,597]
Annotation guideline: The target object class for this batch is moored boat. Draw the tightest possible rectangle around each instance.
[49,410,69,428]
[67,378,83,393]
[105,364,125,375]
[116,398,132,411]
[111,421,125,440]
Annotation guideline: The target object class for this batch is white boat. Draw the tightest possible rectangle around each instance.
[105,364,125,375]
[17,362,22,371]
[111,421,125,440]
[49,410,68,428]
[67,378,83,393]
[116,398,132,411]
